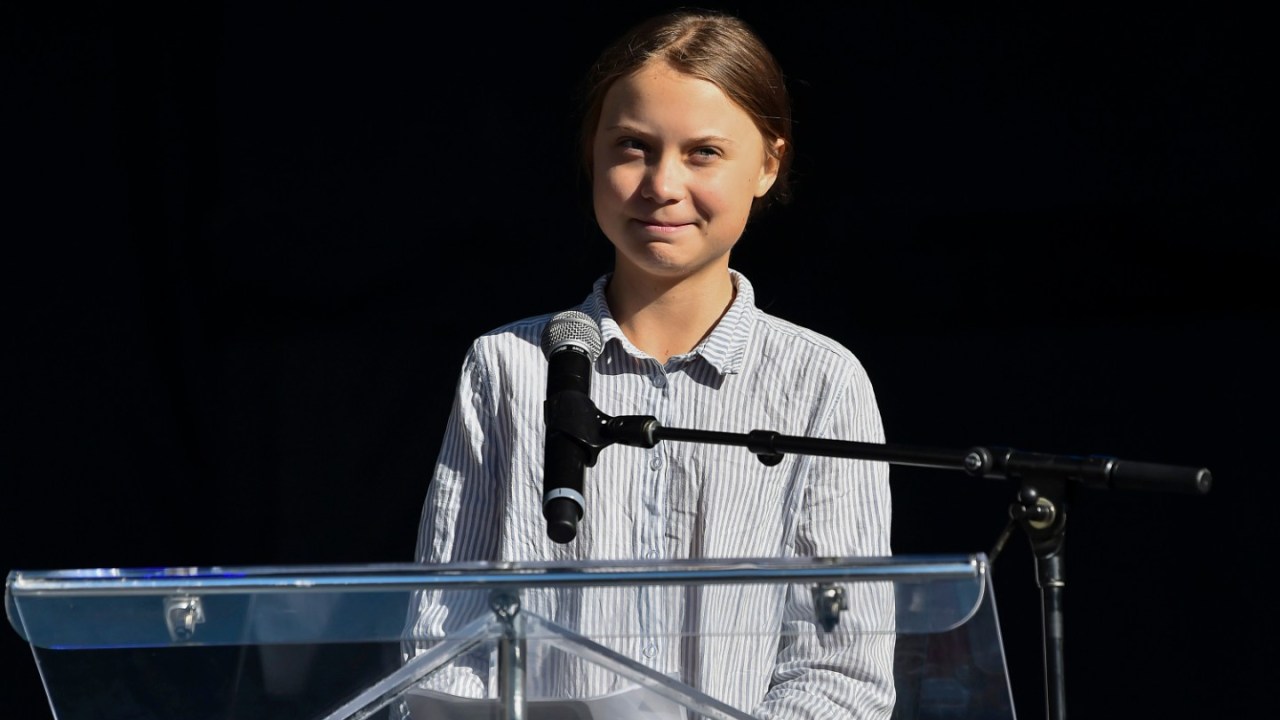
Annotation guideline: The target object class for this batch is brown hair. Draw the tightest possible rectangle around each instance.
[578,8,793,214]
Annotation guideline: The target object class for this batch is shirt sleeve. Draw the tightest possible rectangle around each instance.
[416,340,505,566]
[400,340,506,699]
[755,361,897,720]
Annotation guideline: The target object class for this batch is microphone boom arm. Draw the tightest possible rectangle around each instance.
[546,389,1212,720]
[588,411,1212,495]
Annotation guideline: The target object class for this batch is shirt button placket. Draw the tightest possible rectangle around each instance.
[643,368,669,666]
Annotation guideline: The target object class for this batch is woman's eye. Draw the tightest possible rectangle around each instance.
[618,138,646,152]
[692,147,721,160]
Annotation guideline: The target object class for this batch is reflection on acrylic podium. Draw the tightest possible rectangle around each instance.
[6,554,1015,719]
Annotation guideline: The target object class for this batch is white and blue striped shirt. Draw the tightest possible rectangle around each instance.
[408,270,894,719]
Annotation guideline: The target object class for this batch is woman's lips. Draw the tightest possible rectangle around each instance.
[634,219,692,233]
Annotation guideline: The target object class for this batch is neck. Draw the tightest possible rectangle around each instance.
[606,268,736,364]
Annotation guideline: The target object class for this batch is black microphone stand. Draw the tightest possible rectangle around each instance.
[544,393,1212,720]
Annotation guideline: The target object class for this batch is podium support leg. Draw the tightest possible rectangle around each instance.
[491,591,528,720]
[318,613,500,720]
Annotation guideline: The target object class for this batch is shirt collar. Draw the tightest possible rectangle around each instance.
[578,270,757,376]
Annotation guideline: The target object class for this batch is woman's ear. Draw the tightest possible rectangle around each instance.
[755,137,786,198]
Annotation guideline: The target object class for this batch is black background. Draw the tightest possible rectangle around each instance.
[3,2,1274,717]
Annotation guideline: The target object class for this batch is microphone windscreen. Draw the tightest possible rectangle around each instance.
[541,310,603,361]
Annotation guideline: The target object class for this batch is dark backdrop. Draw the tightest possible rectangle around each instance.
[3,2,1273,718]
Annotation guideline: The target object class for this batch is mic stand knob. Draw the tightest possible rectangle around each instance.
[812,584,846,633]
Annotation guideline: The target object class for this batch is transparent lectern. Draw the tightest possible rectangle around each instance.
[6,554,1014,719]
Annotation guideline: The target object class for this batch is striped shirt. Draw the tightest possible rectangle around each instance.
[407,270,895,719]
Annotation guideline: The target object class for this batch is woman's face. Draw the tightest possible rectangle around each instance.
[591,61,781,284]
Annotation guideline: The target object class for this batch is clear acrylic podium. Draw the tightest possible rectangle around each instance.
[6,554,1015,719]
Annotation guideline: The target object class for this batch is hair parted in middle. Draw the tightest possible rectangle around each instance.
[577,8,794,214]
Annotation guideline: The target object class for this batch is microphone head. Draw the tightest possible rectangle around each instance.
[540,310,603,361]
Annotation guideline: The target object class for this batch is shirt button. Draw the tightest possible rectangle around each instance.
[643,642,658,658]
[649,455,662,470]
[646,550,659,560]
[652,374,667,388]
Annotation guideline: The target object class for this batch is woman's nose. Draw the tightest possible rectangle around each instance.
[641,154,687,203]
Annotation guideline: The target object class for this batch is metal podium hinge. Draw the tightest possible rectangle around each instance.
[164,595,205,642]
[812,584,846,633]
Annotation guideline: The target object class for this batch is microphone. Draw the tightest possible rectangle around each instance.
[539,310,604,544]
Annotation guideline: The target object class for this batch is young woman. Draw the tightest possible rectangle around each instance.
[407,9,895,718]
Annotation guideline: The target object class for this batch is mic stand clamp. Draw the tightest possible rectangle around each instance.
[543,391,614,467]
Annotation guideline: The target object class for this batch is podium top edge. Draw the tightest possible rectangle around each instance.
[7,554,987,597]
